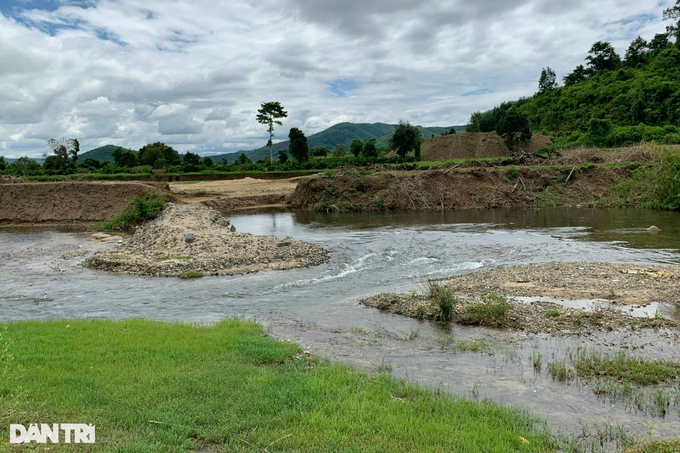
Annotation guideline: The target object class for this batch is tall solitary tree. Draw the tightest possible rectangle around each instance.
[288,127,309,162]
[537,67,558,93]
[350,138,364,157]
[256,102,288,165]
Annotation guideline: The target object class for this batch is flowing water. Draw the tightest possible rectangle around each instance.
[2,207,680,444]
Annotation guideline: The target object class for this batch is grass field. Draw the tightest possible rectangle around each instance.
[0,319,559,452]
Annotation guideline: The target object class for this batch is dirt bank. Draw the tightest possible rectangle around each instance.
[83,203,328,277]
[418,132,553,161]
[289,165,631,211]
[361,263,679,333]
[0,181,170,226]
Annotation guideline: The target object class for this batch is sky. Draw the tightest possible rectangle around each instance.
[0,0,674,158]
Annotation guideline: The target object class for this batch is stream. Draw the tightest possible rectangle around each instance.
[2,207,680,445]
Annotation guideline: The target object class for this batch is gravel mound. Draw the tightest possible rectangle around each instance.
[83,203,328,277]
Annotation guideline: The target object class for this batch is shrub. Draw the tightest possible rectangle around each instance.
[427,282,456,322]
[98,193,169,231]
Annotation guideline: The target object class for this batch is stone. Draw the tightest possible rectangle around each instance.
[185,233,195,244]
[230,225,236,232]
[91,233,110,240]
[647,225,661,232]
[277,242,291,247]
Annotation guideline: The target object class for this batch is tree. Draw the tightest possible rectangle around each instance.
[447,127,457,135]
[278,149,288,164]
[256,102,288,165]
[202,156,213,167]
[563,64,591,86]
[0,156,6,171]
[649,33,671,53]
[310,146,329,157]
[138,142,180,167]
[332,143,346,159]
[112,147,138,168]
[663,1,680,44]
[46,138,79,169]
[183,152,201,171]
[236,153,252,165]
[586,41,621,72]
[43,155,66,172]
[288,127,309,162]
[82,158,102,169]
[363,139,377,158]
[625,36,649,67]
[537,67,558,93]
[389,120,422,161]
[496,110,532,152]
[350,138,364,157]
[10,157,41,175]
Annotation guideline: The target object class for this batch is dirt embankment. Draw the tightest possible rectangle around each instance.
[0,181,170,226]
[289,165,631,211]
[418,132,553,161]
[83,204,328,277]
[170,176,311,210]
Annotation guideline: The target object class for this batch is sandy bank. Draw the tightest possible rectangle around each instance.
[83,203,328,277]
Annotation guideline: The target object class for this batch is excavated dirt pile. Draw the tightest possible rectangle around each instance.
[83,203,328,277]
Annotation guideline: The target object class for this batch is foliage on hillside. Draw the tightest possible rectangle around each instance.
[78,145,134,163]
[467,25,680,149]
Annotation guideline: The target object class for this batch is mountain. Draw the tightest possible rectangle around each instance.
[210,122,466,163]
[78,145,133,163]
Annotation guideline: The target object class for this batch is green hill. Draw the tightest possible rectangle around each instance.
[374,125,466,149]
[211,122,465,163]
[78,145,134,163]
[467,29,680,148]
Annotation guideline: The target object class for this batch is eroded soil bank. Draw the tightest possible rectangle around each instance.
[83,203,328,277]
[362,262,680,333]
[0,181,170,227]
[289,165,633,211]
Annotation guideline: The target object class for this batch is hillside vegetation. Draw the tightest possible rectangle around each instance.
[468,29,680,149]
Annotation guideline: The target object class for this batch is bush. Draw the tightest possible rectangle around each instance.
[612,148,680,210]
[427,282,456,322]
[98,193,169,231]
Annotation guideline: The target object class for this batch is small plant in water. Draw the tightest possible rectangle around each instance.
[547,362,575,382]
[284,235,293,241]
[532,352,543,372]
[376,358,392,373]
[427,281,456,322]
[407,327,420,341]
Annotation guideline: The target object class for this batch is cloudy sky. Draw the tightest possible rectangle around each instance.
[0,0,673,158]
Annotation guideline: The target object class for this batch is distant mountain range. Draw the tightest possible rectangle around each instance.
[208,122,466,163]
[6,122,466,165]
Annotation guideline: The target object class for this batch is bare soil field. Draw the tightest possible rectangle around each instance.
[418,132,553,161]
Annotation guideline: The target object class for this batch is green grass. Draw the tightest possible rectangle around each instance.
[627,439,680,453]
[0,320,558,452]
[98,193,169,231]
[573,350,680,386]
[178,270,204,279]
[459,295,511,327]
[427,281,457,322]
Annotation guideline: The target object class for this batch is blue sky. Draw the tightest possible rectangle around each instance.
[0,0,674,157]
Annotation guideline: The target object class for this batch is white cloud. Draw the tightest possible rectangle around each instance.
[0,0,675,158]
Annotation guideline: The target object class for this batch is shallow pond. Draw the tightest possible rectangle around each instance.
[1,207,680,444]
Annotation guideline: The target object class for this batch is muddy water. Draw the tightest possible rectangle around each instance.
[1,207,680,442]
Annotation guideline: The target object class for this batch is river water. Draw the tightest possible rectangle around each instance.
[1,207,680,444]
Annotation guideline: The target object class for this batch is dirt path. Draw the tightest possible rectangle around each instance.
[170,176,314,209]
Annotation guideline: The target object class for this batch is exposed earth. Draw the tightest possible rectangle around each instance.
[82,203,329,277]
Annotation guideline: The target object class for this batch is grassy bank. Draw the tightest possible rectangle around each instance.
[0,319,557,452]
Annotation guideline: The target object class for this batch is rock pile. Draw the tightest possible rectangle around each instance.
[83,203,328,277]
